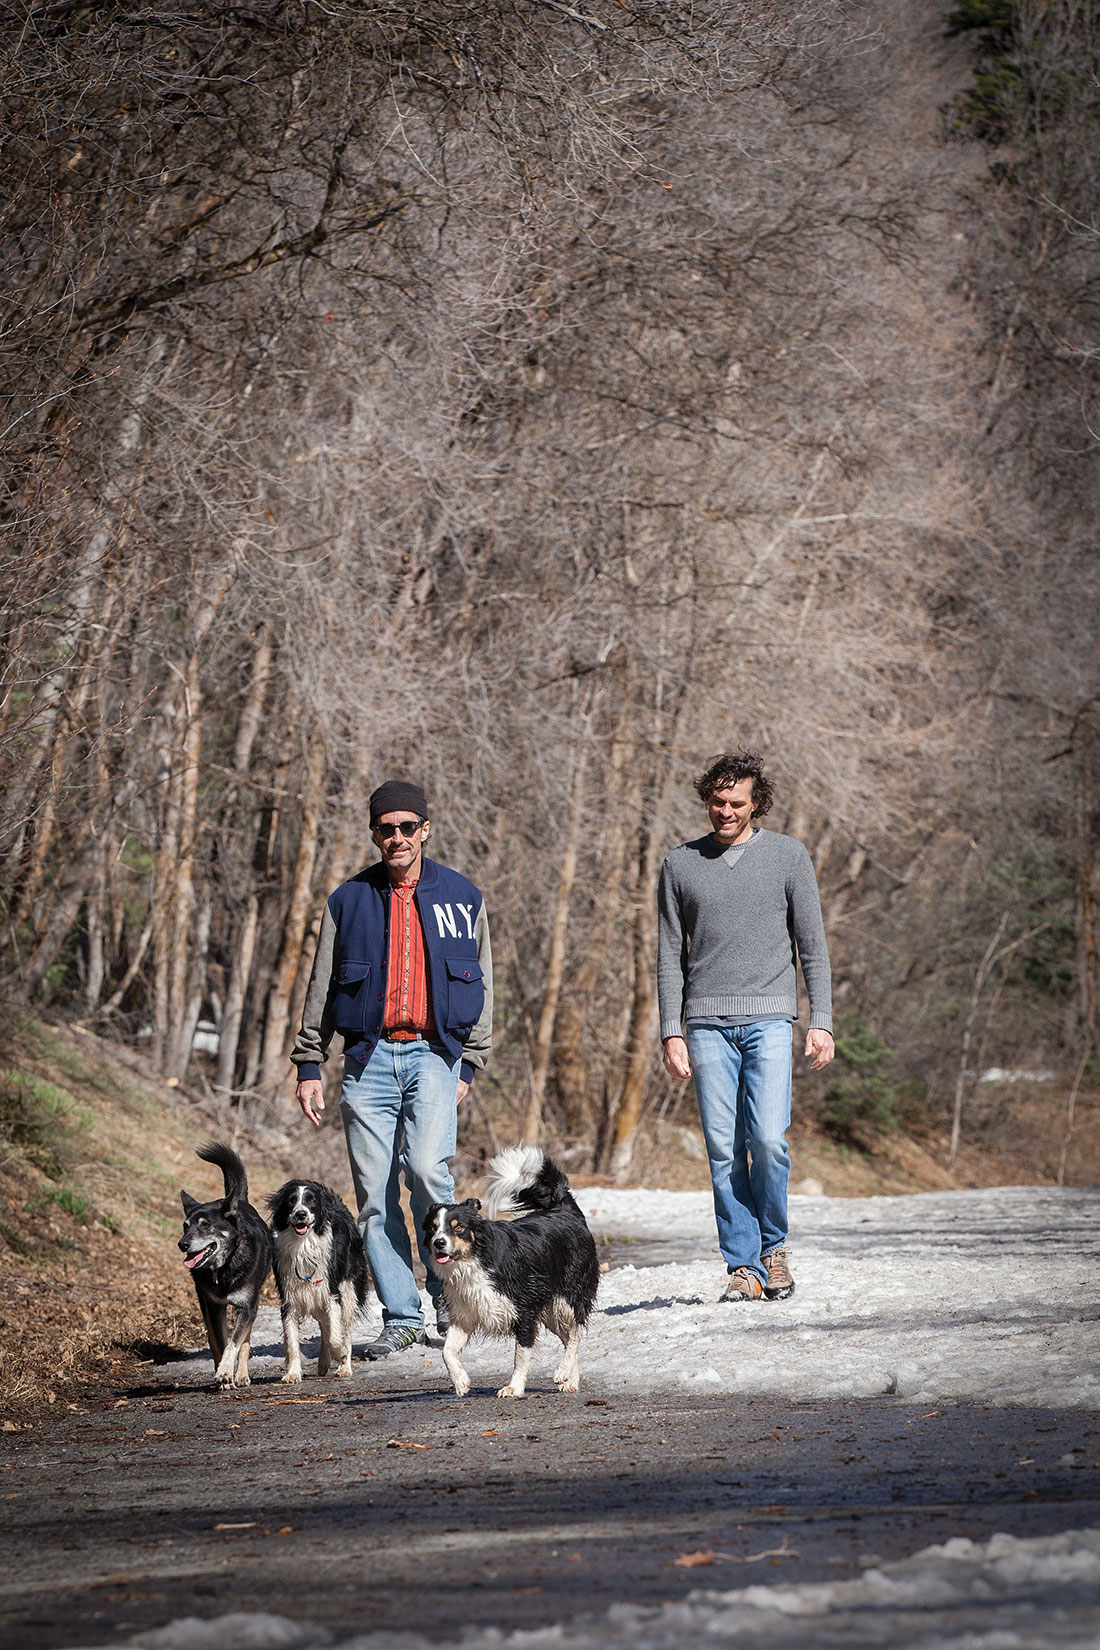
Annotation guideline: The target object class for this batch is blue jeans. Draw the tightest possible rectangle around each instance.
[340,1037,458,1327]
[685,1020,793,1286]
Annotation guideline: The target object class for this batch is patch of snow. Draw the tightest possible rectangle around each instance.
[64,1528,1100,1650]
[168,1186,1100,1410]
[191,1020,220,1055]
[979,1067,1057,1082]
[570,1184,1100,1410]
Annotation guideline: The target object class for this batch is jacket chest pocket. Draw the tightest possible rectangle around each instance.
[333,960,373,1032]
[444,956,483,1032]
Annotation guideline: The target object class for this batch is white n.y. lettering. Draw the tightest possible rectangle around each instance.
[456,903,474,939]
[434,903,458,939]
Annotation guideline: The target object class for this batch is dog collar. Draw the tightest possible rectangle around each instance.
[294,1263,323,1284]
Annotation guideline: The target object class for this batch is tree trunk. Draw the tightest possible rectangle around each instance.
[523,750,586,1145]
[209,627,275,1091]
[215,893,260,1093]
[1073,748,1099,1055]
[167,654,203,1073]
[948,911,1008,1172]
[84,851,107,1010]
[257,741,326,1099]
[949,916,1049,1169]
[173,887,213,1082]
[17,833,105,1000]
[608,826,659,1182]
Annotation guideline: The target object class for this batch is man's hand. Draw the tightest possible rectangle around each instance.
[456,1077,471,1106]
[296,1079,325,1127]
[804,1028,835,1070]
[662,1036,692,1081]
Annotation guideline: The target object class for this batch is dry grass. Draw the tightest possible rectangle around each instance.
[0,1006,298,1419]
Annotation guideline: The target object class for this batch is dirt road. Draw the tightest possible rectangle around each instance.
[1,1345,1097,1650]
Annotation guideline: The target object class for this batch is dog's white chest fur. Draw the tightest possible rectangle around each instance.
[274,1227,332,1307]
[443,1260,517,1338]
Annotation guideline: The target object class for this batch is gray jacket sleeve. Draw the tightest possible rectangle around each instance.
[789,846,833,1033]
[290,901,338,1073]
[657,855,688,1040]
[461,901,494,1079]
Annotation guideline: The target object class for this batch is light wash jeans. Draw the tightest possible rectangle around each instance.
[685,1020,793,1286]
[340,1036,458,1327]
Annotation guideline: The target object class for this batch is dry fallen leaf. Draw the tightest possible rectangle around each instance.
[673,1550,717,1568]
[386,1438,429,1450]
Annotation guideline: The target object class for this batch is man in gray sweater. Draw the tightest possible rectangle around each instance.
[658,751,834,1302]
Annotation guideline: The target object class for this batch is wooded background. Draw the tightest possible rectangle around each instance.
[2,0,1097,1178]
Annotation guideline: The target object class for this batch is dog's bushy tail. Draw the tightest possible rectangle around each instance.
[196,1141,248,1210]
[484,1145,575,1218]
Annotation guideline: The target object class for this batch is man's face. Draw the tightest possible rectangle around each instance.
[371,810,429,874]
[707,778,755,845]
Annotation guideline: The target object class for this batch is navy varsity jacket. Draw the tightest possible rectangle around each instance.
[290,856,493,1087]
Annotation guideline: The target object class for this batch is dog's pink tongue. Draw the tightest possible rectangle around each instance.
[184,1252,204,1269]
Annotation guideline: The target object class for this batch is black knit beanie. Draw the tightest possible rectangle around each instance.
[369,779,429,824]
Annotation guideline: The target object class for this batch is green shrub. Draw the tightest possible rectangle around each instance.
[24,1184,116,1231]
[0,1070,80,1179]
[820,1020,904,1150]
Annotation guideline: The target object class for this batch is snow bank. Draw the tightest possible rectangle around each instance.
[189,1185,1100,1410]
[66,1527,1100,1649]
[574,1183,1100,1408]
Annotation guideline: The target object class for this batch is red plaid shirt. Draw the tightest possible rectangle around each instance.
[383,880,436,1035]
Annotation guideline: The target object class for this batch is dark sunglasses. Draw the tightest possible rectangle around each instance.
[374,819,423,840]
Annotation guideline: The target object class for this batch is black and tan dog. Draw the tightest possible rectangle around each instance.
[178,1142,273,1389]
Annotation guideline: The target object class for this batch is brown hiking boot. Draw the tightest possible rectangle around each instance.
[762,1248,795,1300]
[720,1267,763,1302]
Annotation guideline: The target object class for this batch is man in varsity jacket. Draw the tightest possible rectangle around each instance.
[657,750,833,1304]
[291,779,492,1357]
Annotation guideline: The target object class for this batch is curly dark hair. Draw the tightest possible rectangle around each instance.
[693,749,774,817]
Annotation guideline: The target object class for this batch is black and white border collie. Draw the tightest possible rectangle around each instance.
[266,1180,369,1382]
[424,1146,600,1399]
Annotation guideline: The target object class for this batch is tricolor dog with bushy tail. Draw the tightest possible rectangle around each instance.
[424,1146,600,1399]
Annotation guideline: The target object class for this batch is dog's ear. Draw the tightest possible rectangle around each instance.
[181,1189,198,1214]
[469,1197,482,1213]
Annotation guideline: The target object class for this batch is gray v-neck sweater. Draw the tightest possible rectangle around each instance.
[657,828,832,1039]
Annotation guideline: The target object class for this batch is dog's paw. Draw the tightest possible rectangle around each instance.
[331,1365,352,1379]
[555,1378,579,1393]
[496,1384,526,1399]
[281,1370,303,1385]
[451,1374,471,1398]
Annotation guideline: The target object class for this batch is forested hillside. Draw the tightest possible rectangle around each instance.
[2,0,1097,1180]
